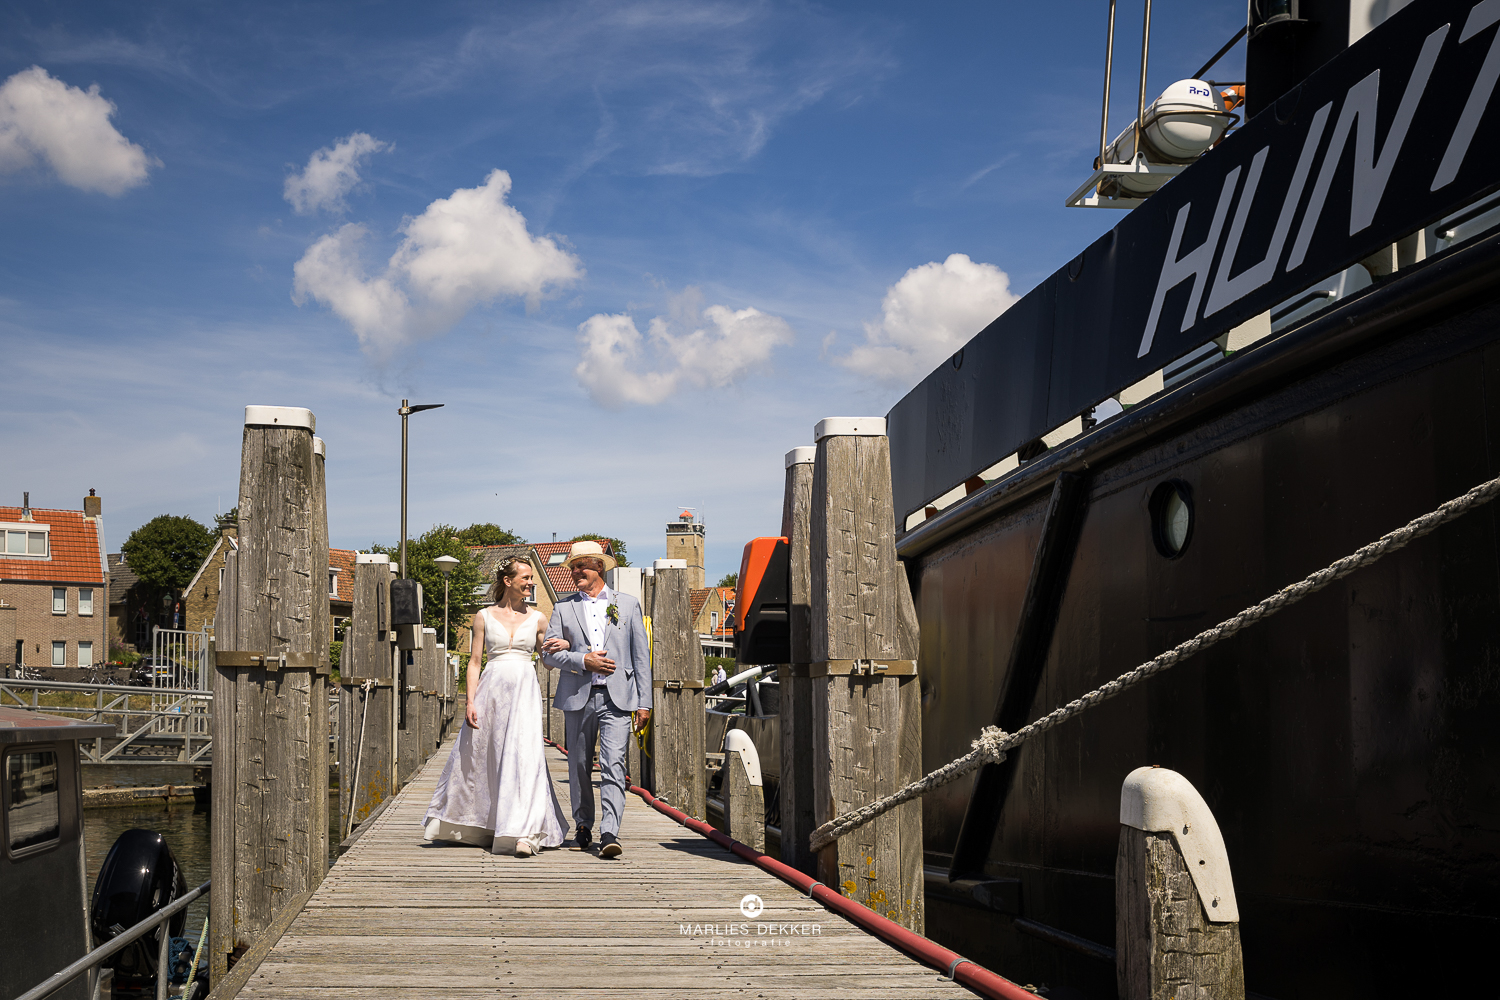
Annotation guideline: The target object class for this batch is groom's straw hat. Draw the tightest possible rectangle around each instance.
[563,539,618,573]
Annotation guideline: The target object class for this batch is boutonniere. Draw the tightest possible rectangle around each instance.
[607,603,620,625]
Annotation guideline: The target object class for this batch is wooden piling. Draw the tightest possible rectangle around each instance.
[1116,767,1245,1000]
[418,628,437,759]
[210,406,330,986]
[396,643,419,786]
[777,445,817,875]
[725,730,765,852]
[338,555,395,839]
[807,417,923,932]
[647,566,704,819]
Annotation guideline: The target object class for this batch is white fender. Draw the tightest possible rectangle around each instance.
[1120,766,1239,922]
[724,729,762,786]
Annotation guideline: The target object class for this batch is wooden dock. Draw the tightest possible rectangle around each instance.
[233,742,974,998]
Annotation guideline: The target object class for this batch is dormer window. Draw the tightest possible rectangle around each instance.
[546,553,567,566]
[328,569,340,598]
[3,526,48,558]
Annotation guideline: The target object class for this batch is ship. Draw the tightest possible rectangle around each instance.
[875,0,1500,995]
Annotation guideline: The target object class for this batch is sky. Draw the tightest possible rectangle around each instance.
[1,0,1245,583]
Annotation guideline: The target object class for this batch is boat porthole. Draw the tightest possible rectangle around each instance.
[1150,480,1195,558]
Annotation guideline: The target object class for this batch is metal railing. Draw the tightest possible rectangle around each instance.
[0,678,213,764]
[16,879,210,1000]
[0,678,342,764]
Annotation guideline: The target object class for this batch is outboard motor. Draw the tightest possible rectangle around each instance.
[89,829,186,997]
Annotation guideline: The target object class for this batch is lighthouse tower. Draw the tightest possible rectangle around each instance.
[665,510,705,591]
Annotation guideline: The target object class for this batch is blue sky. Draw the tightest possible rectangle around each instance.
[1,0,1244,582]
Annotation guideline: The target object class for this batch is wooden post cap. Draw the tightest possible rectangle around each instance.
[355,553,390,565]
[1120,766,1239,921]
[785,446,816,467]
[725,729,763,785]
[244,405,316,430]
[313,436,326,458]
[814,417,886,440]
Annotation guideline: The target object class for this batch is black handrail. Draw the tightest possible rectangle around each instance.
[16,879,210,1000]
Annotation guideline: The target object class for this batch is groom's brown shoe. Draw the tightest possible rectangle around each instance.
[574,827,592,850]
[599,833,622,858]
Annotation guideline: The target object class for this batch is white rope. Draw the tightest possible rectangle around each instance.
[344,678,377,841]
[808,473,1500,853]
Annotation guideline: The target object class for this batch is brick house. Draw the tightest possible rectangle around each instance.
[181,527,238,636]
[454,543,560,658]
[690,585,736,657]
[1,493,109,672]
[453,539,620,658]
[179,531,355,645]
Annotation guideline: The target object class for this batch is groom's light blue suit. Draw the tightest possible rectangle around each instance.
[543,589,650,839]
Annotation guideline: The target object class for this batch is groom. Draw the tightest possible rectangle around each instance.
[542,540,651,858]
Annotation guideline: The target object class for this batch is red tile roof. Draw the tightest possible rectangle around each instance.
[330,547,356,604]
[531,539,616,597]
[0,507,105,584]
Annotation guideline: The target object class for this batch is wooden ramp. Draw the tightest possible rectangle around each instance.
[237,743,973,999]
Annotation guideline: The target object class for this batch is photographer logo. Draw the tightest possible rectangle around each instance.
[739,894,764,919]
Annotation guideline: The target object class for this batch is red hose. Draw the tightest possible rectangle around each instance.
[544,738,1035,1000]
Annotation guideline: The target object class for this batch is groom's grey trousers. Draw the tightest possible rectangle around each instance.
[565,686,631,837]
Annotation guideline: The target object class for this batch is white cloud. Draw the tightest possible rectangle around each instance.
[284,132,389,214]
[292,169,583,356]
[837,253,1018,384]
[575,289,793,407]
[0,66,155,195]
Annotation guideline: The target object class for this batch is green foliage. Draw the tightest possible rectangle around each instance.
[455,523,523,547]
[568,533,628,567]
[705,655,736,684]
[328,640,343,672]
[121,515,215,597]
[716,573,738,588]
[214,506,239,531]
[108,645,141,668]
[372,524,486,649]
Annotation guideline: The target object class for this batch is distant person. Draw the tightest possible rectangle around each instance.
[713,663,727,686]
[422,556,567,856]
[542,541,651,859]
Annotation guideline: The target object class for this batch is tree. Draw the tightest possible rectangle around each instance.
[568,533,628,567]
[717,572,738,588]
[371,524,486,650]
[455,523,523,547]
[121,515,216,608]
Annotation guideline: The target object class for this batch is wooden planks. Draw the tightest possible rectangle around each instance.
[231,743,970,1000]
[212,418,330,985]
[339,561,394,839]
[779,454,817,876]
[807,428,924,933]
[647,567,705,820]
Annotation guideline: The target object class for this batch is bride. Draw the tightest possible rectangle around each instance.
[422,555,567,855]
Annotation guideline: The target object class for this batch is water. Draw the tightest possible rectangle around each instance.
[82,794,341,945]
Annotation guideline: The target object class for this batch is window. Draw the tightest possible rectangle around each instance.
[2,527,49,558]
[52,588,66,615]
[51,642,65,668]
[710,611,719,633]
[546,553,567,566]
[328,569,339,598]
[78,641,92,669]
[6,749,60,855]
[78,588,93,616]
[218,566,224,590]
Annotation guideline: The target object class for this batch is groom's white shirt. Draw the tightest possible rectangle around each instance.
[579,586,612,686]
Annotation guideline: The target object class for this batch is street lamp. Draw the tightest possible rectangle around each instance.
[398,399,444,579]
[434,554,459,654]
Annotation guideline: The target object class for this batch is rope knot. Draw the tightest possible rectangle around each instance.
[971,726,1010,764]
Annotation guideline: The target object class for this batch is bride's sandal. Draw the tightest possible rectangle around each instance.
[515,839,535,857]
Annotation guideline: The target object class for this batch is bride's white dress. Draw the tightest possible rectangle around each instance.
[422,608,566,853]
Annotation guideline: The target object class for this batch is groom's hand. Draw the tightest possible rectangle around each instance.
[633,709,650,732]
[584,650,616,674]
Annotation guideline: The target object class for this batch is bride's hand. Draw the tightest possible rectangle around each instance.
[541,636,570,653]
[466,703,480,729]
